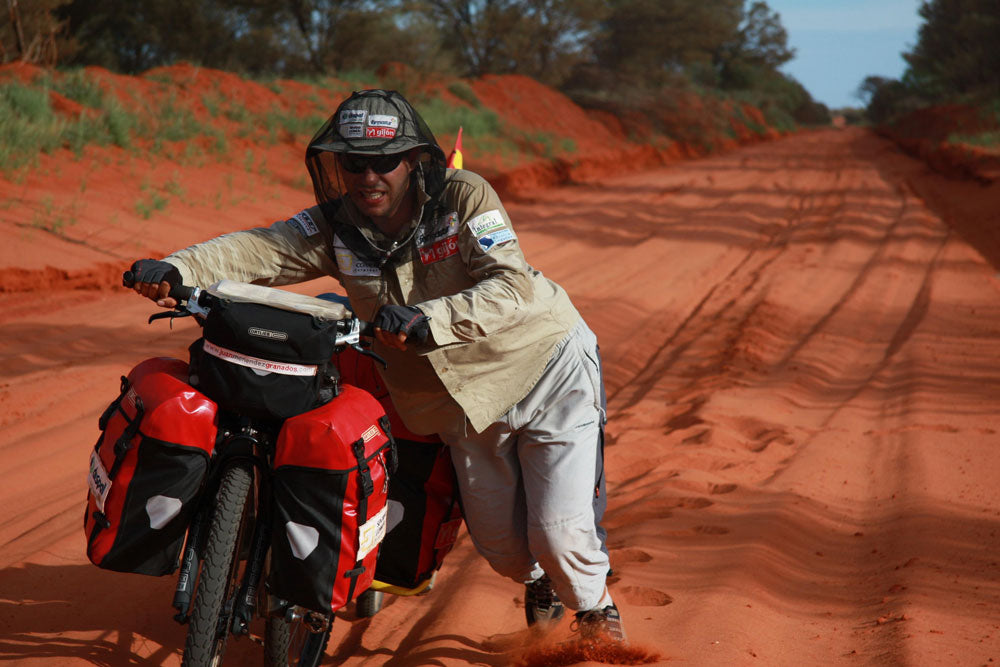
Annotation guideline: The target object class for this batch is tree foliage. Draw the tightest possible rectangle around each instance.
[905,0,1000,99]
[26,0,823,127]
[861,0,1000,122]
[1,0,74,65]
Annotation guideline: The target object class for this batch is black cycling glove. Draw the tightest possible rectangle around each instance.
[373,304,431,343]
[129,259,181,288]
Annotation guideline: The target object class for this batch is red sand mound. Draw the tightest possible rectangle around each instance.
[2,68,1000,666]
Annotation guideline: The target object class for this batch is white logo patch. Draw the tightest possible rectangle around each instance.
[333,235,381,277]
[286,522,320,560]
[339,109,366,124]
[146,495,183,530]
[368,114,399,129]
[361,424,380,443]
[289,210,319,237]
[477,228,515,252]
[88,449,112,513]
[357,504,388,560]
[340,123,364,138]
[467,209,507,238]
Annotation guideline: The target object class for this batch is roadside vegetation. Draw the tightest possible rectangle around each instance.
[0,0,830,173]
[856,0,1000,147]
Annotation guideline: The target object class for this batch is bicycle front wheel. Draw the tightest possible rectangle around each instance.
[183,463,254,667]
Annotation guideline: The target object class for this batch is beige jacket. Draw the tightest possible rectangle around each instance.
[165,169,580,434]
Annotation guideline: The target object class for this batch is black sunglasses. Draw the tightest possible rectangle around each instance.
[338,153,405,174]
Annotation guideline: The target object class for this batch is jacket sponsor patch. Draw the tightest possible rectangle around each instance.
[333,235,381,277]
[416,211,459,246]
[418,211,460,264]
[477,228,515,252]
[468,209,507,237]
[288,210,320,237]
[420,234,459,264]
[368,114,399,129]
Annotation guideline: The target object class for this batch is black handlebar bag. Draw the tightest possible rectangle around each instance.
[189,295,341,421]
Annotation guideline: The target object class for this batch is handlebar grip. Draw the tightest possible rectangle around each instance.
[122,270,194,302]
[170,284,195,302]
[358,320,375,338]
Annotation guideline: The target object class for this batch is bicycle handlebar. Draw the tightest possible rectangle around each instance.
[123,271,374,342]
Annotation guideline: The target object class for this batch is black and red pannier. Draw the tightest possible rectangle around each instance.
[335,342,463,595]
[268,384,395,614]
[374,439,462,593]
[85,357,218,575]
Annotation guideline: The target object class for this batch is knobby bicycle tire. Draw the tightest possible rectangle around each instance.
[183,463,254,667]
[265,614,331,667]
[355,589,383,618]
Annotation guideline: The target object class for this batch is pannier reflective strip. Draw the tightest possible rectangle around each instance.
[202,340,318,377]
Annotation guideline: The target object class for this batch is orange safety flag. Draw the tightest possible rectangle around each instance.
[447,126,464,169]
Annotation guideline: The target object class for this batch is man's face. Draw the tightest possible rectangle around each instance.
[337,150,417,231]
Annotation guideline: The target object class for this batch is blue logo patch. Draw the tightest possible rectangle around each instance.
[477,228,514,252]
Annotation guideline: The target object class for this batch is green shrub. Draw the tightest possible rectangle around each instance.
[417,95,501,138]
[0,83,63,169]
[447,81,481,108]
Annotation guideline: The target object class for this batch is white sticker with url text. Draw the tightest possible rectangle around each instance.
[88,449,112,513]
[357,504,388,560]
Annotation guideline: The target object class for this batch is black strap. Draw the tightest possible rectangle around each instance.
[343,564,366,601]
[352,438,374,501]
[98,375,130,432]
[343,438,372,603]
[378,415,398,474]
[108,394,144,480]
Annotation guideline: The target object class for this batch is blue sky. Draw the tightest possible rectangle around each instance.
[764,0,924,109]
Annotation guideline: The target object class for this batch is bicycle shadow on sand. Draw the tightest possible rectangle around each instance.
[0,561,260,665]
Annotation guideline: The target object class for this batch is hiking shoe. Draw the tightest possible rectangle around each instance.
[524,575,564,627]
[572,604,627,642]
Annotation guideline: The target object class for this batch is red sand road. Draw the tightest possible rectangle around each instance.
[2,127,1000,665]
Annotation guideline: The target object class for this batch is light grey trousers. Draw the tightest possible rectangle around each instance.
[441,319,610,611]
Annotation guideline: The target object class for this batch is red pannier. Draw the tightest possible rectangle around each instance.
[268,384,394,614]
[85,357,218,575]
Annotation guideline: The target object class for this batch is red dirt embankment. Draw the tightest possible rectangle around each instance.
[0,62,779,293]
[879,104,1000,183]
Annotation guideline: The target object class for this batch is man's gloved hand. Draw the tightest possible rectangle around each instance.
[131,259,181,287]
[129,259,181,306]
[373,304,430,349]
